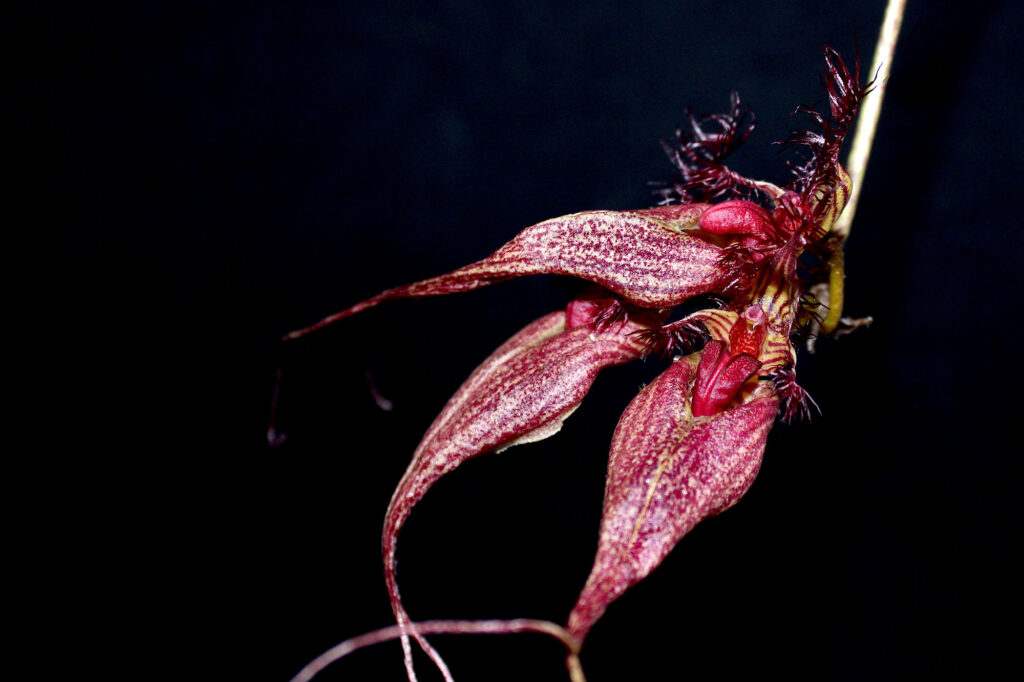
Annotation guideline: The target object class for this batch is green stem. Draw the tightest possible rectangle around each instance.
[822,0,906,334]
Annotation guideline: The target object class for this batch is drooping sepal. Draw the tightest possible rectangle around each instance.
[383,294,661,680]
[566,357,779,642]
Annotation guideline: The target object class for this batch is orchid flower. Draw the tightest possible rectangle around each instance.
[284,45,879,682]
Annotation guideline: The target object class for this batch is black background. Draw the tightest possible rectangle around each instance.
[22,1,1022,680]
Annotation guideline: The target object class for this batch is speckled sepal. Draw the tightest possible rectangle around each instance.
[567,357,778,642]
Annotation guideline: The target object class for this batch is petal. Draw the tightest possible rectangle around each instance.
[567,357,779,642]
[384,304,653,679]
[285,204,723,339]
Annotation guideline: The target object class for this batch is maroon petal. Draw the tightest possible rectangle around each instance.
[384,305,653,679]
[285,204,723,339]
[567,357,779,642]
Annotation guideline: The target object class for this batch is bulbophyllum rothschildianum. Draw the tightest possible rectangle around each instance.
[284,46,873,682]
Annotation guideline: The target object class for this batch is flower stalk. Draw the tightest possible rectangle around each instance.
[820,0,907,334]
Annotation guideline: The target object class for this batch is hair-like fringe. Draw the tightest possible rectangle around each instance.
[658,92,774,204]
[769,365,820,423]
[634,320,709,359]
[783,46,874,209]
[715,243,766,296]
[590,297,629,332]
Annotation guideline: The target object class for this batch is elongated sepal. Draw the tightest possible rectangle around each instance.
[284,205,725,340]
[567,357,778,642]
[384,300,657,680]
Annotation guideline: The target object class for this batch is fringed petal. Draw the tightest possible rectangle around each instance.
[384,301,656,680]
[567,357,778,642]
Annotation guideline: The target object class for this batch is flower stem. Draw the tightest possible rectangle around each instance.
[820,0,906,335]
[833,0,907,241]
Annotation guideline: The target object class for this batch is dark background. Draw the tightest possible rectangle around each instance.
[23,1,1021,680]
